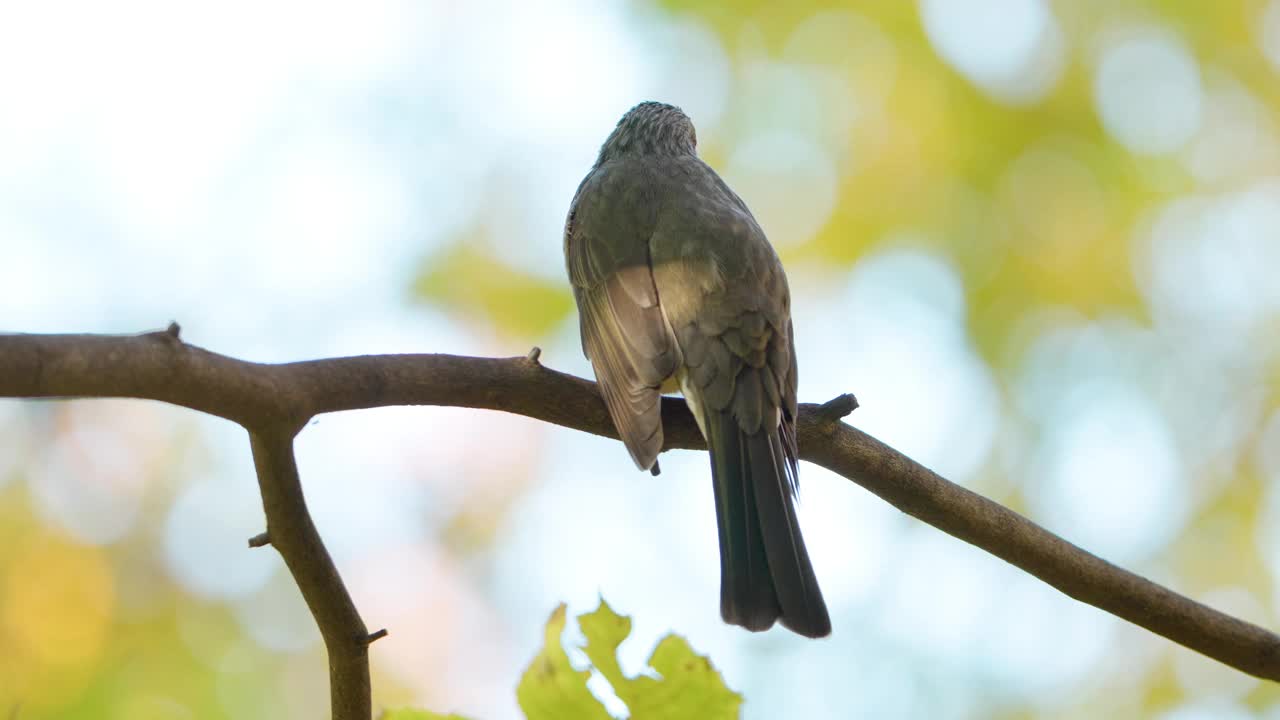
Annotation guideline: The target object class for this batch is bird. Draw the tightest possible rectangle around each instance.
[563,101,830,638]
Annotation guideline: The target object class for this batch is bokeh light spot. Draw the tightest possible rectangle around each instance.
[1182,74,1280,184]
[638,17,730,131]
[983,568,1115,698]
[164,477,276,600]
[0,403,29,489]
[1259,408,1280,488]
[1094,28,1203,155]
[723,131,838,248]
[3,534,115,667]
[1256,409,1280,604]
[998,141,1107,269]
[1030,378,1187,565]
[1157,699,1256,720]
[802,246,998,484]
[1135,181,1280,352]
[232,570,321,653]
[1172,587,1264,700]
[29,416,147,545]
[1262,0,1280,70]
[920,0,1065,104]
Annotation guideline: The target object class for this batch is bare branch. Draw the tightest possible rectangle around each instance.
[249,428,370,719]
[2,329,1278,686]
[801,422,1280,682]
[0,330,377,718]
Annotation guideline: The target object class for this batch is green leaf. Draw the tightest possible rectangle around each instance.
[627,635,742,720]
[517,600,741,720]
[516,604,613,720]
[576,598,634,701]
[578,600,742,720]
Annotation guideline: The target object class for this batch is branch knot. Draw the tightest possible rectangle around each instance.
[815,393,858,422]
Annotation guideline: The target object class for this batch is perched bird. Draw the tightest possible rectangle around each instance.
[563,101,830,638]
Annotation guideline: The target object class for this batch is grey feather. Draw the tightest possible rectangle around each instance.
[566,161,679,471]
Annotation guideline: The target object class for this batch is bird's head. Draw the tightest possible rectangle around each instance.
[596,101,697,164]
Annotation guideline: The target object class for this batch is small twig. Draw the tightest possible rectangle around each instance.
[365,628,389,644]
[814,393,858,421]
[526,346,542,365]
[142,321,183,345]
[248,532,271,548]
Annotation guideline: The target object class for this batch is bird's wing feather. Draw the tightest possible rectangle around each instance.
[565,161,680,470]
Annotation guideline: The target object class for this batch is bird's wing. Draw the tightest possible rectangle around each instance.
[565,161,681,471]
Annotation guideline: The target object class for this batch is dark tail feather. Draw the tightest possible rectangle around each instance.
[707,409,831,638]
[708,408,778,630]
[747,422,831,638]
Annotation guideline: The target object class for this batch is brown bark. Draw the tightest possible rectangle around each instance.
[2,327,1277,718]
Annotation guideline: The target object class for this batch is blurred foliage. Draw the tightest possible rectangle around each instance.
[412,0,1279,378]
[4,0,1280,718]
[413,237,574,339]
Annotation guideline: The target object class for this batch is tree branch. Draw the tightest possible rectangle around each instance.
[1,329,376,719]
[249,428,371,719]
[2,329,1278,693]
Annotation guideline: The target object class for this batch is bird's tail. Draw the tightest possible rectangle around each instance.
[705,406,831,638]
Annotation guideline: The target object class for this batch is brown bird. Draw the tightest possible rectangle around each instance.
[563,101,830,638]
